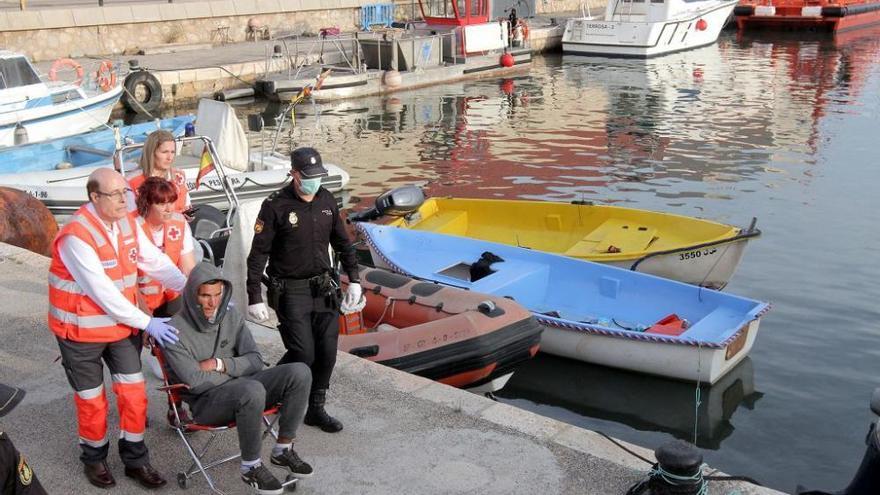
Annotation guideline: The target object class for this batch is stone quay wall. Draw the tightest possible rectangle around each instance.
[0,0,602,62]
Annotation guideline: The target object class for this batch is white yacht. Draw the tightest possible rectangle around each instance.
[562,0,738,58]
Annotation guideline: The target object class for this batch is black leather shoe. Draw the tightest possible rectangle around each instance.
[84,461,116,489]
[124,463,167,489]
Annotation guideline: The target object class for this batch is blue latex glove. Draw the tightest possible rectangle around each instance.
[145,317,179,346]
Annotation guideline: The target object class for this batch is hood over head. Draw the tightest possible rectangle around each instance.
[182,262,233,333]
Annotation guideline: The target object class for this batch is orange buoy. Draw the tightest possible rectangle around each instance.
[48,58,84,86]
[0,187,58,257]
[500,52,515,67]
[96,60,117,92]
[696,19,708,31]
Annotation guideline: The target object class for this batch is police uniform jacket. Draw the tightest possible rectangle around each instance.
[246,185,359,305]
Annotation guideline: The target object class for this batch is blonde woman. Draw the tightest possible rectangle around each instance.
[127,130,192,214]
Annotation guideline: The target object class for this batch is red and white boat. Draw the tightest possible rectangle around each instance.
[734,0,880,32]
[338,266,543,394]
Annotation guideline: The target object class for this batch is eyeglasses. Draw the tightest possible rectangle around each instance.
[94,188,133,200]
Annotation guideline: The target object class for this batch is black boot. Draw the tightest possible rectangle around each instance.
[303,389,343,433]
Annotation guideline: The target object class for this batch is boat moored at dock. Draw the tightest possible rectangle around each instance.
[357,223,771,384]
[257,0,532,102]
[0,51,123,147]
[562,0,738,57]
[734,0,880,31]
[383,197,760,290]
[338,266,543,393]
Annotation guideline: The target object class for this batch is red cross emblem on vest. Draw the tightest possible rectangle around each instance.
[175,173,186,186]
[167,226,181,242]
[128,247,138,264]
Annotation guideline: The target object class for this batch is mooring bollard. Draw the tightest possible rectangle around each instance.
[626,439,705,495]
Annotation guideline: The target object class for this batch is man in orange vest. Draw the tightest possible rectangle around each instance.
[48,168,187,490]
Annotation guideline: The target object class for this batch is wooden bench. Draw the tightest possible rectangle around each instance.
[564,219,657,257]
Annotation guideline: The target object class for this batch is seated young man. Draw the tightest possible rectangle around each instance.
[163,262,314,495]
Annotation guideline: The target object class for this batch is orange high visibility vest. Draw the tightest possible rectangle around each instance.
[137,213,186,311]
[48,206,140,343]
[127,169,189,213]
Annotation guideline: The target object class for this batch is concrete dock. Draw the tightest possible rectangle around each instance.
[33,18,564,109]
[0,241,779,494]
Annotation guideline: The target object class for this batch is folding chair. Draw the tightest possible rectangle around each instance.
[148,339,298,493]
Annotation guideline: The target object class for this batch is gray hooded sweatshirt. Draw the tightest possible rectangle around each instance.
[163,262,264,396]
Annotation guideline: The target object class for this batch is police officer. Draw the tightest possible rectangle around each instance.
[246,147,363,433]
[0,383,48,494]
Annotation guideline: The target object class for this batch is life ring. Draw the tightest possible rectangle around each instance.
[48,58,84,86]
[96,60,117,92]
[121,71,163,115]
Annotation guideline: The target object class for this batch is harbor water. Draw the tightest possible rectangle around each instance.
[167,28,880,492]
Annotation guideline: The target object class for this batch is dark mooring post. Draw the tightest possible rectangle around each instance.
[627,439,705,495]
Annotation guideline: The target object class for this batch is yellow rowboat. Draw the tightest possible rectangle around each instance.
[385,198,760,290]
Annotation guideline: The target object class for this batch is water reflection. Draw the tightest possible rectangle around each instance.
[192,28,879,211]
[498,355,762,450]
[150,29,880,490]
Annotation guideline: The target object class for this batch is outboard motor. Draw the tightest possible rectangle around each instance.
[797,387,880,495]
[348,185,425,223]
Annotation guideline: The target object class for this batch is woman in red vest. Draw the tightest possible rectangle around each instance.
[128,130,191,215]
[135,177,196,317]
[136,177,196,426]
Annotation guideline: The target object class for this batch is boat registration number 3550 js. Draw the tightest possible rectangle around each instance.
[679,247,718,261]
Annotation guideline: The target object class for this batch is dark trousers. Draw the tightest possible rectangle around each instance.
[56,335,149,468]
[187,364,311,461]
[275,284,339,391]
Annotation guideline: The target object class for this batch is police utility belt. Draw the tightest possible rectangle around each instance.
[267,272,341,311]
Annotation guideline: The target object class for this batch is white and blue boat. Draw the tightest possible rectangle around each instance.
[0,100,350,216]
[0,51,123,147]
[357,223,771,384]
[0,115,194,175]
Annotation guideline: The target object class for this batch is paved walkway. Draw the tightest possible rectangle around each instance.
[0,241,779,494]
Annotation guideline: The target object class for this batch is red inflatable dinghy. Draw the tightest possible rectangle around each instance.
[339,266,543,393]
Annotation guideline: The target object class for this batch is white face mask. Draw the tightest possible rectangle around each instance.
[299,177,322,195]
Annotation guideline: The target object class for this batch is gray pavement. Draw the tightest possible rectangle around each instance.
[0,241,779,495]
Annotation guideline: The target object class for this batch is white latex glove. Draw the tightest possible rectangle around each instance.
[343,283,362,307]
[340,283,366,315]
[248,303,269,321]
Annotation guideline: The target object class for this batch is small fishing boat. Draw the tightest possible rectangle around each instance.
[0,115,194,175]
[562,0,738,57]
[256,0,531,102]
[0,100,349,216]
[734,0,880,32]
[382,196,760,290]
[337,266,543,393]
[356,223,771,384]
[0,51,122,147]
